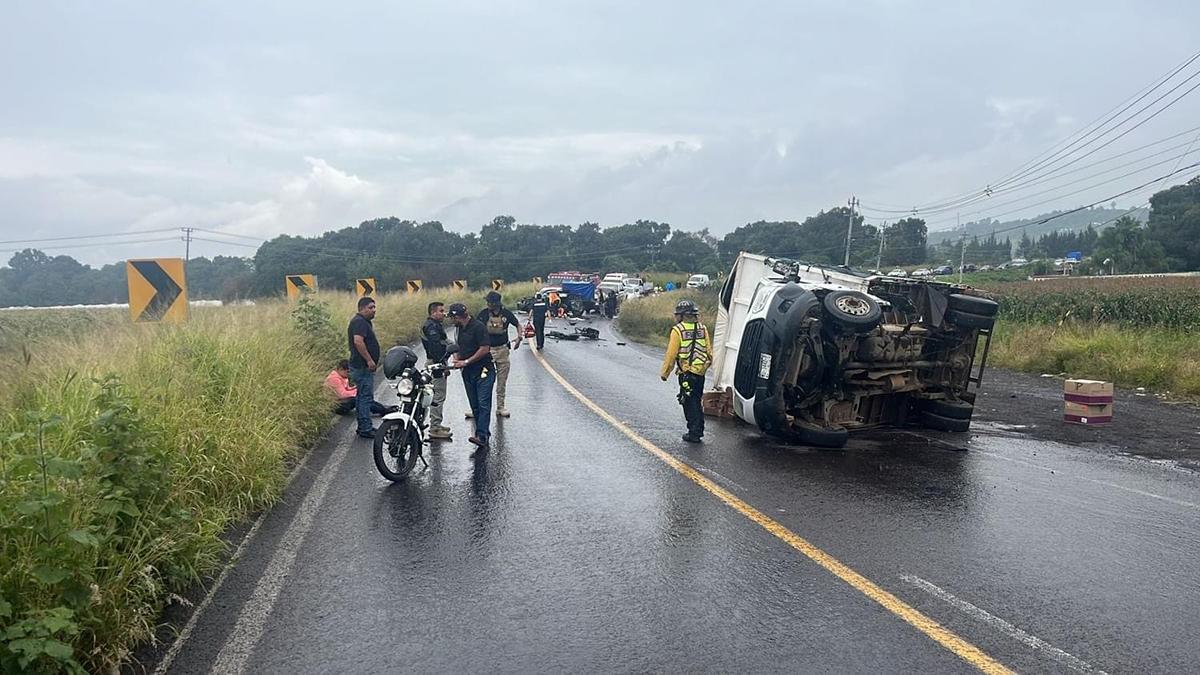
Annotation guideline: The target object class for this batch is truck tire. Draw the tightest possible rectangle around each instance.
[919,410,971,432]
[946,309,995,331]
[792,421,849,448]
[921,398,974,420]
[948,293,999,317]
[822,290,882,334]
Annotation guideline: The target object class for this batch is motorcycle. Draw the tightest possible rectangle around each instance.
[373,346,449,482]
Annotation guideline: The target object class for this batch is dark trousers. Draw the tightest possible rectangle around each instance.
[462,365,495,441]
[533,317,546,349]
[678,372,705,437]
[335,398,388,416]
[350,367,376,434]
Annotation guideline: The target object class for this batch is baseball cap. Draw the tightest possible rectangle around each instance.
[447,303,469,317]
[485,291,502,304]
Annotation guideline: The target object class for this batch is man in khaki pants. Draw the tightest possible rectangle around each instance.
[472,291,521,418]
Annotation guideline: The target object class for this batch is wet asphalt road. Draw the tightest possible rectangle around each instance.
[157,316,1200,674]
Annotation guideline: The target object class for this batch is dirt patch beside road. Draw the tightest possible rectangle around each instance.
[973,369,1200,471]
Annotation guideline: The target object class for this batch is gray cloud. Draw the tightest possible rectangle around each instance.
[2,1,1198,264]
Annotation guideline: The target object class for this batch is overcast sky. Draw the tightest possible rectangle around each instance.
[2,1,1199,265]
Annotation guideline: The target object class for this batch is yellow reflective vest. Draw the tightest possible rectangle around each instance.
[660,320,713,378]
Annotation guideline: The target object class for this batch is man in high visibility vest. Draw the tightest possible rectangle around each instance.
[660,299,713,443]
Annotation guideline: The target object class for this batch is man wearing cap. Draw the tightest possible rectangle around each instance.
[447,303,495,450]
[660,299,713,443]
[475,291,521,418]
[530,292,549,350]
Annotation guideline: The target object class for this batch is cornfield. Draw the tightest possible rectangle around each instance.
[987,276,1200,328]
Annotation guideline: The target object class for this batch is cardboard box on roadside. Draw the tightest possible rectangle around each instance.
[1063,399,1113,425]
[702,387,734,418]
[1064,379,1114,405]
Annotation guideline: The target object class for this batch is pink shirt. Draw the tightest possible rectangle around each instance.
[325,370,356,399]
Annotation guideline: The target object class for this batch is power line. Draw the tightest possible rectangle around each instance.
[861,48,1200,215]
[0,227,179,246]
[0,237,183,255]
[919,144,1200,228]
[858,123,1200,216]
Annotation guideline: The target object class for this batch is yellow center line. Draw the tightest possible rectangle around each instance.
[531,349,1012,675]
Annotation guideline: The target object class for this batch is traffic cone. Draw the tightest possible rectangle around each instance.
[524,321,535,338]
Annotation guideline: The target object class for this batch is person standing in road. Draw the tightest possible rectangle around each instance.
[604,289,618,318]
[475,291,521,418]
[660,299,713,443]
[447,303,494,450]
[421,301,454,440]
[348,296,381,439]
[531,292,549,350]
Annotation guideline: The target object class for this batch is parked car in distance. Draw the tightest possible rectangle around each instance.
[599,272,627,293]
[887,268,908,277]
[1010,258,1029,267]
[962,263,977,273]
[978,265,993,272]
[686,273,712,288]
[933,265,953,275]
[621,277,652,298]
[911,268,933,277]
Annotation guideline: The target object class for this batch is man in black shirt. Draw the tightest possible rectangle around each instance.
[475,291,521,418]
[531,292,549,350]
[448,302,494,450]
[348,296,381,439]
[421,301,453,440]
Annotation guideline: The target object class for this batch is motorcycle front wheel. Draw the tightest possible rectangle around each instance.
[373,419,421,481]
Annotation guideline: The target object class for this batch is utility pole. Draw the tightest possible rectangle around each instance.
[957,213,965,283]
[876,221,887,271]
[844,196,859,267]
[182,227,194,262]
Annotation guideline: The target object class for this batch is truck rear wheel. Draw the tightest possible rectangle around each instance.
[919,410,971,433]
[946,309,995,331]
[948,293,999,317]
[921,398,974,420]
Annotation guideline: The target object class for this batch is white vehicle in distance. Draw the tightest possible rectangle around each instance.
[887,268,908,277]
[686,273,712,288]
[911,268,934,278]
[621,277,652,298]
[599,273,627,293]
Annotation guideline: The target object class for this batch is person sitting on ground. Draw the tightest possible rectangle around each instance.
[326,359,394,417]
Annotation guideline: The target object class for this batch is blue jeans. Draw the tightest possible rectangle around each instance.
[462,365,495,441]
[350,367,376,434]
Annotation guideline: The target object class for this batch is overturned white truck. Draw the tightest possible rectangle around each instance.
[709,253,998,448]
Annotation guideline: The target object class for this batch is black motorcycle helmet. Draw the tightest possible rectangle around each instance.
[382,345,419,379]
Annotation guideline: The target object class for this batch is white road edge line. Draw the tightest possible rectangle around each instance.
[209,432,354,674]
[975,450,1200,511]
[900,430,1200,511]
[151,416,336,675]
[901,574,1106,675]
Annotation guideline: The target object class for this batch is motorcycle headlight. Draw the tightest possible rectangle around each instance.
[396,377,415,396]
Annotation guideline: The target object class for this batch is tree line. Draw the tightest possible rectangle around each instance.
[3,178,1199,306]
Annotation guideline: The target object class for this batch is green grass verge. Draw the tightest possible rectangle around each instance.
[0,284,538,673]
[988,320,1200,398]
[615,289,719,348]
